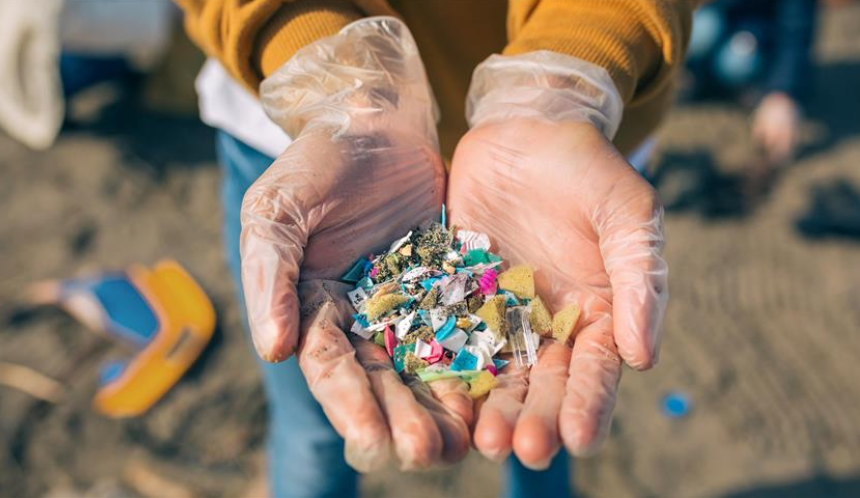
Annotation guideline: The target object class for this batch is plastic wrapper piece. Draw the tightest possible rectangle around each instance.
[506,306,538,368]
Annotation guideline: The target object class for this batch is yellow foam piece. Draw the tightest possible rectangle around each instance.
[552,304,581,345]
[529,295,553,337]
[365,293,409,321]
[476,295,507,339]
[468,371,498,399]
[496,265,535,299]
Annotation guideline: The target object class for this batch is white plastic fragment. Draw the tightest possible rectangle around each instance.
[430,308,448,331]
[456,229,491,251]
[437,328,468,351]
[414,339,433,359]
[387,230,413,253]
[396,311,416,339]
[350,320,376,340]
[439,274,469,306]
[347,287,368,310]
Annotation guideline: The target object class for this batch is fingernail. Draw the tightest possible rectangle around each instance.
[482,446,511,463]
[345,438,391,473]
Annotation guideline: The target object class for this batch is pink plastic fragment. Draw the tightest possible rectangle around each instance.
[425,340,444,364]
[369,267,379,278]
[478,269,498,295]
[486,364,498,376]
[384,324,396,357]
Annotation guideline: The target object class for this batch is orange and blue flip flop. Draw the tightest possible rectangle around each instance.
[29,260,215,417]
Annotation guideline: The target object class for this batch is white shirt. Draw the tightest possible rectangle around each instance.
[195,58,292,159]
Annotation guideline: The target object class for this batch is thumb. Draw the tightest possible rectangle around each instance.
[240,162,313,363]
[593,175,668,370]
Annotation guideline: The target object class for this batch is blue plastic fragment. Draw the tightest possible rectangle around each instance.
[417,309,432,327]
[499,291,520,306]
[420,277,441,291]
[492,358,510,370]
[356,277,374,291]
[351,313,369,328]
[441,203,447,228]
[434,316,456,342]
[99,360,127,385]
[450,349,478,371]
[661,392,692,419]
[393,343,416,373]
[341,258,368,283]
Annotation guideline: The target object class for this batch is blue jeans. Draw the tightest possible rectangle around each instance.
[216,130,572,498]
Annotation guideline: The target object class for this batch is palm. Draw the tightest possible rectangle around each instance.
[242,126,474,471]
[448,118,666,466]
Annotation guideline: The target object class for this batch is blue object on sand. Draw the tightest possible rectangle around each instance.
[662,392,692,418]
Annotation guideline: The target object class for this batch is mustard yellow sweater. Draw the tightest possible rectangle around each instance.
[175,0,699,156]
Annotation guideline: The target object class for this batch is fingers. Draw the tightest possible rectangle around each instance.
[351,338,444,470]
[472,361,528,462]
[559,313,622,457]
[427,378,474,428]
[512,343,571,469]
[240,153,319,362]
[595,183,668,370]
[296,281,392,472]
[405,376,472,465]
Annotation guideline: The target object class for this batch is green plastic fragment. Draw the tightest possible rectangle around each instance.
[341,258,368,283]
[393,343,416,372]
[416,368,483,383]
[373,332,385,347]
[463,249,490,266]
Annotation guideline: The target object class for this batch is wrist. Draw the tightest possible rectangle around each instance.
[466,51,623,140]
[260,17,438,141]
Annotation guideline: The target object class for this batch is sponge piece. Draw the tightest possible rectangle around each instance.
[365,293,409,321]
[497,265,535,299]
[552,304,581,345]
[475,295,508,340]
[529,296,554,337]
[468,371,498,399]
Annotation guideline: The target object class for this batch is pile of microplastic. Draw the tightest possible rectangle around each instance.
[341,221,581,399]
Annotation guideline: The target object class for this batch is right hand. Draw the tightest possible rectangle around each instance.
[240,17,472,472]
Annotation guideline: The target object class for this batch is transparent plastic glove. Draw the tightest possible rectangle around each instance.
[242,17,470,471]
[450,52,668,466]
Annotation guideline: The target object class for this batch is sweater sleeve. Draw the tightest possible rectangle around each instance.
[505,0,699,152]
[505,0,697,104]
[174,0,364,93]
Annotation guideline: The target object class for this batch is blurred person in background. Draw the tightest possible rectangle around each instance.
[0,0,176,150]
[685,0,818,166]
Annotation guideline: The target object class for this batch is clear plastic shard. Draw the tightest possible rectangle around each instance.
[506,306,538,368]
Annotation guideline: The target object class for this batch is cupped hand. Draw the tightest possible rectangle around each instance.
[448,118,668,468]
[239,17,473,472]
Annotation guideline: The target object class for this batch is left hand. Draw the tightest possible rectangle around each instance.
[448,117,668,468]
[752,92,800,165]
